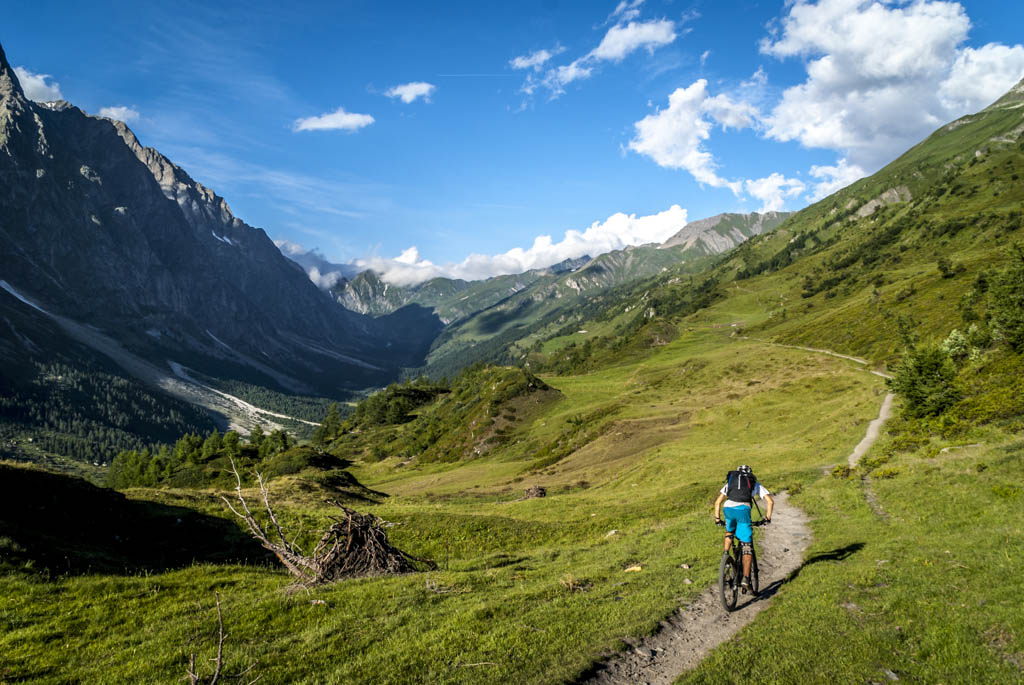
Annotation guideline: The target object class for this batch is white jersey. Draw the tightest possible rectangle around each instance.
[720,481,770,508]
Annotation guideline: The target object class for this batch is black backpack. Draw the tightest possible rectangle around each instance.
[725,470,756,503]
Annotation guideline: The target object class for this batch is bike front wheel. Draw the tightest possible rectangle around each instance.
[750,553,760,596]
[719,551,738,611]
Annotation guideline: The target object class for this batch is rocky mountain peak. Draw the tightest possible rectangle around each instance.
[660,211,791,253]
[0,42,18,94]
[0,42,27,113]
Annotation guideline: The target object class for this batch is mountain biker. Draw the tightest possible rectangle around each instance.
[713,464,773,593]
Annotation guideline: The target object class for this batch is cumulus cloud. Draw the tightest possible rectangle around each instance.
[808,158,866,201]
[589,19,677,61]
[702,93,759,130]
[761,0,1024,169]
[628,79,755,193]
[13,66,63,101]
[510,46,566,71]
[98,105,140,123]
[384,82,437,104]
[939,43,1024,113]
[356,205,689,286]
[518,15,677,99]
[744,173,807,213]
[293,106,374,132]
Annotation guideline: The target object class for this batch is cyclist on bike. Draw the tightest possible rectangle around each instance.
[713,464,773,593]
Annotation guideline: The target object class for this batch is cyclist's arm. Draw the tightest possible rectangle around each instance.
[763,493,774,520]
[713,492,726,520]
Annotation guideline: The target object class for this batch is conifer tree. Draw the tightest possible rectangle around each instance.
[990,244,1024,352]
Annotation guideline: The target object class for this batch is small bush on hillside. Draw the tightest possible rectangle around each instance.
[941,329,969,365]
[990,243,1024,352]
[830,465,852,479]
[887,345,960,418]
[871,467,900,479]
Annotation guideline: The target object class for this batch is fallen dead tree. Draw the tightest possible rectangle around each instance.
[221,459,435,585]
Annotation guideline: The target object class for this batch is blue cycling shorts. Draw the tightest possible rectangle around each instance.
[723,505,752,543]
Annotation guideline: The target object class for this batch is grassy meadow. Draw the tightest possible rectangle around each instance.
[3,330,888,684]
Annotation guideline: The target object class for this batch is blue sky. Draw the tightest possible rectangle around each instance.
[5,0,1024,284]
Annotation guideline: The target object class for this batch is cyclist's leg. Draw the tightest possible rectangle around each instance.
[731,507,754,578]
[722,507,740,552]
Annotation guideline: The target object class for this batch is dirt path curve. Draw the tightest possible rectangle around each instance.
[738,336,896,469]
[577,492,811,685]
[848,392,895,467]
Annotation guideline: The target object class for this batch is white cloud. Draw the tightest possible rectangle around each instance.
[357,205,689,286]
[808,158,866,201]
[13,66,63,102]
[628,79,748,193]
[384,82,437,104]
[589,19,677,62]
[741,66,767,89]
[699,50,710,67]
[98,105,140,123]
[519,17,677,100]
[306,266,345,289]
[761,0,1024,170]
[744,173,807,213]
[293,106,374,132]
[542,60,595,94]
[610,0,645,23]
[702,93,759,130]
[510,46,566,71]
[276,240,308,257]
[939,43,1024,112]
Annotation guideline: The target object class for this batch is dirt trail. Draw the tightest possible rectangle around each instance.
[577,492,810,685]
[579,340,899,684]
[848,392,895,467]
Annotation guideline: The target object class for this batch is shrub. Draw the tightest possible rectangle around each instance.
[871,467,901,479]
[989,243,1024,352]
[887,344,960,418]
[830,465,852,479]
[941,329,969,365]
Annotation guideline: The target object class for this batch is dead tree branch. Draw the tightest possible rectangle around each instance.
[186,592,260,685]
[221,459,435,585]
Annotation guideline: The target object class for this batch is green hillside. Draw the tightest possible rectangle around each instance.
[3,81,1024,683]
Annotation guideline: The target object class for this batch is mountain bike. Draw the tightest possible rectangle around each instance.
[717,518,768,612]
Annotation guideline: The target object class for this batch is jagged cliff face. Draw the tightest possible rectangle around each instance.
[0,44,436,393]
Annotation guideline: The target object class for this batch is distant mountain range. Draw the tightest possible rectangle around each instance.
[284,212,789,324]
[0,36,792,467]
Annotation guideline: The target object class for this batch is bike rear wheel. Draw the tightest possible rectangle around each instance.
[719,551,738,611]
[750,552,760,596]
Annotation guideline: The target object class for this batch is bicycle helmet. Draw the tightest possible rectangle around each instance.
[736,464,752,475]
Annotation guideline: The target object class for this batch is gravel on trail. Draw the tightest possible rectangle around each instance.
[576,491,811,685]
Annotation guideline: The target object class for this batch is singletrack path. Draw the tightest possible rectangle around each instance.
[577,491,811,685]
[848,392,895,467]
[579,339,897,684]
